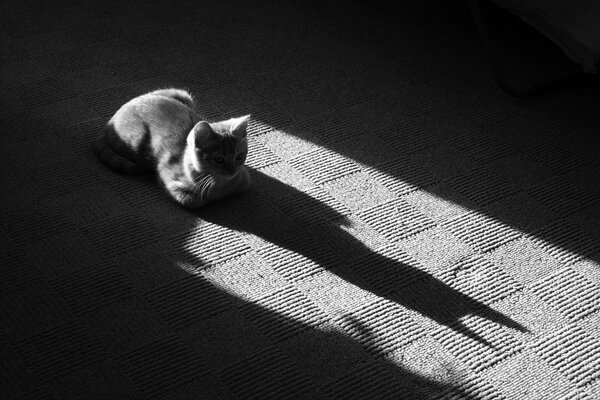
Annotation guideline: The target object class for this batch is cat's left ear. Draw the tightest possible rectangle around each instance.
[230,115,250,138]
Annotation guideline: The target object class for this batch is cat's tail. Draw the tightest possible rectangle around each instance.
[93,124,152,175]
[149,88,195,109]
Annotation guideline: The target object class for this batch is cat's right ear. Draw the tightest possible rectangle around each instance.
[188,121,214,148]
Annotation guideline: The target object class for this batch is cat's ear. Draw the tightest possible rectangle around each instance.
[188,121,214,148]
[230,114,250,138]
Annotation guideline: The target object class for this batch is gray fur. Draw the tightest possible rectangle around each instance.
[94,88,251,208]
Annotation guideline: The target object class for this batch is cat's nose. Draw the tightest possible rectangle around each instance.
[226,167,237,176]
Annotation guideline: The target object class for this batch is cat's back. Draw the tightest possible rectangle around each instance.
[116,89,197,135]
[95,88,198,174]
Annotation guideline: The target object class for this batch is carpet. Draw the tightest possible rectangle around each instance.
[1,0,599,399]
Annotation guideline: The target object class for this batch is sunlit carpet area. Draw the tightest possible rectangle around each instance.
[1,0,600,399]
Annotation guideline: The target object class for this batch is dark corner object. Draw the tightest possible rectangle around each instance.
[468,0,599,96]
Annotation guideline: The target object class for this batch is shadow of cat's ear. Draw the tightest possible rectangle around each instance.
[188,121,214,147]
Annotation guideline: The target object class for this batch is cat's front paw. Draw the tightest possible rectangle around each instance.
[166,182,209,209]
[234,168,251,193]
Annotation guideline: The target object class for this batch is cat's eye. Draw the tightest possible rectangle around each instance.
[235,153,245,161]
[214,156,225,164]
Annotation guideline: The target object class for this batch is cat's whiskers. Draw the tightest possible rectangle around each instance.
[195,174,216,200]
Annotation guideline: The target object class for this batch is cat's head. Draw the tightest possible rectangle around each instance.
[187,115,250,178]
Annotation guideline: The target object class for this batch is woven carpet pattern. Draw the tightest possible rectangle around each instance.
[1,0,600,399]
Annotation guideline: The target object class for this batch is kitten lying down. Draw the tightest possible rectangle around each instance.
[94,88,251,209]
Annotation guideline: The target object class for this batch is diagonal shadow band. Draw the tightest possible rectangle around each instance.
[90,171,504,399]
[138,251,479,399]
[194,168,527,347]
[141,271,469,398]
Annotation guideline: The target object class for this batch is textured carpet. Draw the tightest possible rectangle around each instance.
[1,0,600,399]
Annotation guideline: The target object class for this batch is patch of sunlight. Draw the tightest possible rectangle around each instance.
[176,117,527,389]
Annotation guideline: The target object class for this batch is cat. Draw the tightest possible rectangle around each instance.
[94,88,251,209]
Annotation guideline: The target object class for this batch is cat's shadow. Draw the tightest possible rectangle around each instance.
[194,168,527,346]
